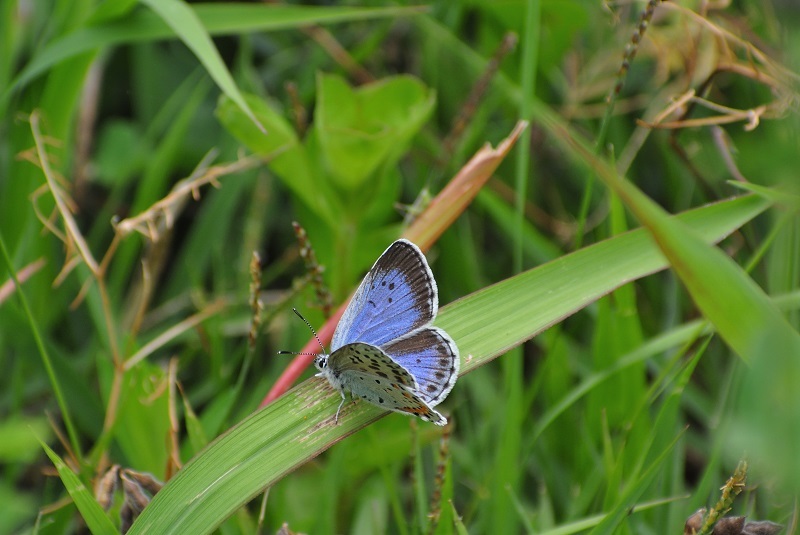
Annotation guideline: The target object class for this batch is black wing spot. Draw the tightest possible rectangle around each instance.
[389,282,395,290]
[378,397,384,404]
[374,379,382,384]
[435,371,446,380]
[381,281,386,286]
[426,384,437,393]
[368,300,377,308]
[439,358,449,367]
[387,297,393,303]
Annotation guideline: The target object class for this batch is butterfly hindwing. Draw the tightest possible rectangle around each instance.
[349,381,446,426]
[380,326,460,407]
[331,240,437,351]
[325,342,446,425]
[327,342,417,390]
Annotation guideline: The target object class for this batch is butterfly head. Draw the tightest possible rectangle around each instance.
[278,308,331,372]
[313,354,329,372]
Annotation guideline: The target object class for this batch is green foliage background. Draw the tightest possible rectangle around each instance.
[1,1,798,534]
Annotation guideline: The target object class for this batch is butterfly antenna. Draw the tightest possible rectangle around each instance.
[277,308,327,356]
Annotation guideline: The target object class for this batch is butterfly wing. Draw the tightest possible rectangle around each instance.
[327,342,417,390]
[331,240,437,351]
[381,326,460,407]
[351,381,447,426]
[327,342,447,425]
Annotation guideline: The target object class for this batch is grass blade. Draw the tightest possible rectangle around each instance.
[138,0,263,132]
[40,441,117,535]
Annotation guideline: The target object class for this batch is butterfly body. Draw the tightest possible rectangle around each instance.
[313,240,459,426]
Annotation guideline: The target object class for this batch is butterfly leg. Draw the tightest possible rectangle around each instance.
[334,391,346,424]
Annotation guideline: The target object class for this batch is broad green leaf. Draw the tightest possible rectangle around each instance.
[40,441,118,535]
[128,194,768,535]
[448,195,769,370]
[629,196,799,362]
[315,73,436,190]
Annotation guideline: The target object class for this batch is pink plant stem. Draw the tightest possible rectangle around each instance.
[260,306,344,407]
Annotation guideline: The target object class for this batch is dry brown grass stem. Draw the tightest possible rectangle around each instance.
[663,2,799,85]
[302,25,374,85]
[28,111,122,381]
[29,112,99,275]
[639,90,769,131]
[112,154,262,241]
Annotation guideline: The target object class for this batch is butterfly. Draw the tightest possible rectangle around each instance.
[305,239,460,426]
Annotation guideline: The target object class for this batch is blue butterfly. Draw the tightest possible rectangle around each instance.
[313,239,460,425]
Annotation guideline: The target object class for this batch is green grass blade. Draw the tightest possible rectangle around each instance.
[127,194,767,534]
[447,195,768,372]
[0,231,83,459]
[514,0,541,272]
[537,496,681,535]
[39,441,117,535]
[138,0,262,131]
[4,4,425,103]
[588,430,685,535]
[631,197,799,361]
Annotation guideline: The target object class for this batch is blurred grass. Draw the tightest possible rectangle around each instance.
[1,1,799,534]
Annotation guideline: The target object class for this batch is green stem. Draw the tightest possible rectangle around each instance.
[0,230,83,458]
